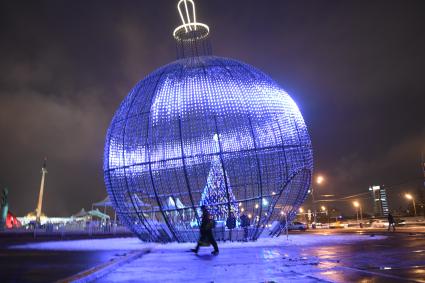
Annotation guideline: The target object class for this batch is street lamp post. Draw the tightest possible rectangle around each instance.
[280,211,288,240]
[354,203,359,224]
[299,207,306,223]
[405,193,417,217]
[311,189,316,228]
[312,175,325,228]
[320,205,329,227]
[311,190,316,228]
[353,201,363,227]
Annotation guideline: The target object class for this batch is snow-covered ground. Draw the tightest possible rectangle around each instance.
[9,233,386,251]
[13,234,424,283]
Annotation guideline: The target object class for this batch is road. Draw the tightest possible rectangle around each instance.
[94,230,425,282]
[0,237,126,283]
[1,230,424,282]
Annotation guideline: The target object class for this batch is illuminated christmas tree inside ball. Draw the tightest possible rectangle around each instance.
[104,0,313,242]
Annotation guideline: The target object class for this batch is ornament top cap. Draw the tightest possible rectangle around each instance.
[173,0,209,41]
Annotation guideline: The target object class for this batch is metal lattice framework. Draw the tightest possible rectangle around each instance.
[103,1,313,243]
[104,56,313,242]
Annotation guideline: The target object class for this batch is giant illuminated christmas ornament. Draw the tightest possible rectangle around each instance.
[104,0,313,242]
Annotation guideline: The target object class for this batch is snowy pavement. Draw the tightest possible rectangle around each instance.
[9,233,384,251]
[9,233,425,282]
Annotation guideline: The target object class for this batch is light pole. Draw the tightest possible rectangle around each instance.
[353,201,362,226]
[312,175,325,228]
[280,211,288,239]
[422,151,425,218]
[299,207,306,223]
[321,205,328,227]
[353,201,359,224]
[405,193,417,217]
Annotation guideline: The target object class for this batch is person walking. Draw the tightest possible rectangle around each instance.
[192,205,219,255]
[240,213,250,241]
[387,213,396,232]
[226,211,236,241]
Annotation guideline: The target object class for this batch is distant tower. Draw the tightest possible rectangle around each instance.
[369,185,389,217]
[35,158,48,223]
[422,151,425,188]
[421,151,425,216]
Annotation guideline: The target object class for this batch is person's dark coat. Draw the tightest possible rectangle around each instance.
[226,214,236,229]
[199,208,215,242]
[240,214,250,228]
[388,213,395,224]
[195,208,219,252]
[192,206,219,255]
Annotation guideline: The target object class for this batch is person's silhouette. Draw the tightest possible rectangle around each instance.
[192,206,219,255]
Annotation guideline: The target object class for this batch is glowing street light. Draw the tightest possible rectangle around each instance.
[299,207,305,223]
[353,201,363,225]
[405,193,417,216]
[312,174,326,227]
[319,205,329,227]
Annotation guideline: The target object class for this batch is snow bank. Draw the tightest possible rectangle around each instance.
[9,234,386,251]
[9,237,148,251]
[155,233,386,251]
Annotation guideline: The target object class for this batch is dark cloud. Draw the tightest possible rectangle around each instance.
[0,0,424,216]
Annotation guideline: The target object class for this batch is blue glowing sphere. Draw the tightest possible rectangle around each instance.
[104,56,313,242]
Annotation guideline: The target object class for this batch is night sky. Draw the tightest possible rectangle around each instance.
[1,0,424,217]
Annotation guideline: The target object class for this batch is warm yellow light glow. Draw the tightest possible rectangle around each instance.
[173,23,209,39]
[316,175,325,185]
[174,0,210,40]
[321,205,326,211]
[299,207,304,213]
[248,214,252,219]
[405,193,413,200]
[177,0,197,32]
[353,201,359,208]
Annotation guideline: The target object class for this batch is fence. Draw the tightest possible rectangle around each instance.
[0,222,132,239]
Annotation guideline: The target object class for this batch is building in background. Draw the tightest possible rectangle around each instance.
[369,185,389,217]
